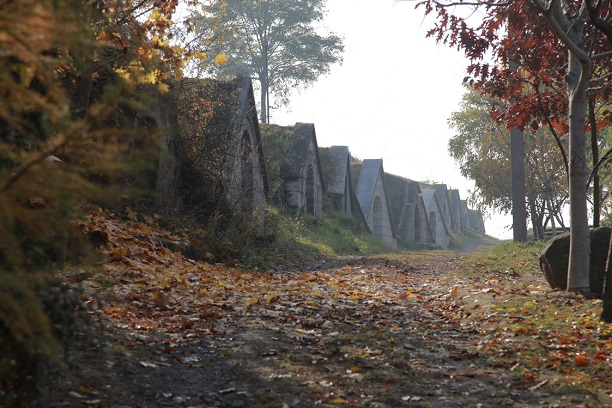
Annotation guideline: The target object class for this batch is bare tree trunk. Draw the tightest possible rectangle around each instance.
[601,235,612,322]
[529,199,541,240]
[259,71,268,124]
[152,90,181,208]
[589,98,600,227]
[566,47,591,293]
[509,55,527,242]
[72,61,93,119]
[260,39,270,124]
[511,127,528,241]
[548,199,557,237]
[534,0,592,293]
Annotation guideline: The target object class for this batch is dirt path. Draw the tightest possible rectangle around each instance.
[36,249,602,408]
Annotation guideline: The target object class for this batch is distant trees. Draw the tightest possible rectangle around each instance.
[191,0,344,123]
[449,87,569,239]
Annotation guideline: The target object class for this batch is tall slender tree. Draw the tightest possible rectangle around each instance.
[192,0,344,123]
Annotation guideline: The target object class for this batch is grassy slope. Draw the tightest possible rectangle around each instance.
[158,199,505,269]
[287,203,504,260]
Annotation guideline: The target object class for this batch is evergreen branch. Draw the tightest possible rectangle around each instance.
[0,138,69,194]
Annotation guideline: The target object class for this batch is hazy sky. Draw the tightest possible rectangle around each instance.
[272,0,514,239]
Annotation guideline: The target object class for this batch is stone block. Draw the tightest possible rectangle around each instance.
[539,227,610,294]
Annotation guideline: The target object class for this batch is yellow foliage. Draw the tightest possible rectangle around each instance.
[114,68,128,80]
[193,51,208,61]
[141,71,157,84]
[214,53,228,65]
[149,9,161,20]
[158,82,170,93]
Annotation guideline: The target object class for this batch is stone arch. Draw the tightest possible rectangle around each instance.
[373,196,383,239]
[429,210,437,242]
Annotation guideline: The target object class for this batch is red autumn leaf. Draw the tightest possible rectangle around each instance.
[575,355,590,367]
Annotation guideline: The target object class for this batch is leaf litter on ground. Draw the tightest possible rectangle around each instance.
[47,210,612,407]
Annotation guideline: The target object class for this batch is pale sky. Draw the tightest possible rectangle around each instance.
[272,0,514,239]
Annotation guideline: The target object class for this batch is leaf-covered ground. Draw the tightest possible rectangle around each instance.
[37,210,612,407]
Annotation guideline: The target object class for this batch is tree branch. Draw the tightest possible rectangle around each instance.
[539,0,591,64]
[592,50,612,60]
[584,0,612,46]
[589,148,612,187]
[532,83,569,177]
[432,0,514,6]
[0,138,69,194]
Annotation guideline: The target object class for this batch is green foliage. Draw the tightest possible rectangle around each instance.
[176,78,239,212]
[295,197,388,256]
[448,86,568,234]
[259,123,294,199]
[291,198,390,257]
[0,7,93,400]
[192,0,344,121]
[147,196,390,270]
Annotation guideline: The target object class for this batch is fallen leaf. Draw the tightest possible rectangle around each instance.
[152,291,169,308]
[575,354,589,367]
[245,295,259,307]
[312,289,323,297]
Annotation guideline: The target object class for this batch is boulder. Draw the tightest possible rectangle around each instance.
[539,227,610,294]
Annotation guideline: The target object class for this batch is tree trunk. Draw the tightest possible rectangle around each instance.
[260,71,268,124]
[511,127,528,241]
[601,232,612,322]
[70,6,95,120]
[152,90,181,208]
[566,47,592,293]
[260,40,269,124]
[529,199,542,240]
[508,54,528,242]
[589,98,600,227]
[72,61,93,119]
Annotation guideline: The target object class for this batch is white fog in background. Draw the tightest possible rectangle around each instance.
[177,0,516,239]
[271,0,514,239]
